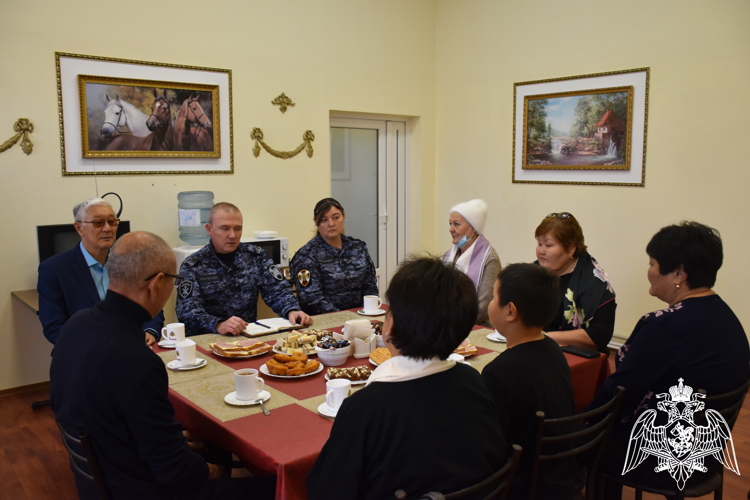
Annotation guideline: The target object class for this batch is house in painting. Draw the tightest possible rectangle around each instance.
[594,109,626,148]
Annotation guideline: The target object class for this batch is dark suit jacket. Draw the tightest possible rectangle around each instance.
[37,244,164,345]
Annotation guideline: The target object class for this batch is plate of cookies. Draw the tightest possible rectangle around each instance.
[368,347,391,366]
[325,366,372,385]
[261,353,324,378]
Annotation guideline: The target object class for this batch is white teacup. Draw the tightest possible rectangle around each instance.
[325,379,351,413]
[363,295,382,314]
[235,369,265,401]
[161,323,185,344]
[175,339,197,367]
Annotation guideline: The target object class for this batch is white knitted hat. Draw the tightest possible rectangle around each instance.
[449,199,487,234]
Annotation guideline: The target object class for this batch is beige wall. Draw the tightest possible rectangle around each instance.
[435,0,750,343]
[0,0,437,391]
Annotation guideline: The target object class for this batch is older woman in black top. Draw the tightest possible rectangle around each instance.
[307,256,507,500]
[534,212,616,353]
[589,221,750,497]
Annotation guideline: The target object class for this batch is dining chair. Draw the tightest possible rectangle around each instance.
[527,385,625,500]
[394,444,523,500]
[57,421,111,500]
[598,374,750,500]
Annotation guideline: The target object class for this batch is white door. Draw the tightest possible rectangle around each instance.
[330,118,406,296]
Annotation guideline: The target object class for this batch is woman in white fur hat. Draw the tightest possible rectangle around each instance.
[444,199,501,326]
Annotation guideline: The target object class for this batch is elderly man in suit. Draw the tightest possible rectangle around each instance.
[37,197,164,346]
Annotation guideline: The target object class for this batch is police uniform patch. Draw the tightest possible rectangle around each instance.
[178,280,193,299]
[268,265,284,281]
[297,269,311,287]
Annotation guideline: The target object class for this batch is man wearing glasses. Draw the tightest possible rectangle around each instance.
[37,198,164,346]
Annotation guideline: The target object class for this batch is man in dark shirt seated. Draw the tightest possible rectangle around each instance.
[50,231,275,500]
[482,263,578,500]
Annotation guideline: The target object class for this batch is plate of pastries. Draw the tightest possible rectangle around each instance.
[325,366,372,385]
[210,340,273,358]
[261,352,323,378]
[273,329,334,356]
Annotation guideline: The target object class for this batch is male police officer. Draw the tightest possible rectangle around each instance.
[176,202,311,336]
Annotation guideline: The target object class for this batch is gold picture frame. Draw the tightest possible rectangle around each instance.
[56,52,233,175]
[78,75,220,158]
[523,86,633,171]
[512,67,649,186]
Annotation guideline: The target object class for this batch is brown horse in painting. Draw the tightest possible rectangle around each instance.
[173,92,213,152]
[104,89,173,152]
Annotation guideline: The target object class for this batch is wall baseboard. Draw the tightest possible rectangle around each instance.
[0,381,50,398]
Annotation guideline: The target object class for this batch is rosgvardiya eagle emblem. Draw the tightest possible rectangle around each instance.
[623,378,740,489]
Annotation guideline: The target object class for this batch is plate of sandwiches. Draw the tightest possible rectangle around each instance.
[325,366,372,385]
[261,353,324,378]
[210,340,273,359]
[453,339,478,357]
[273,332,319,357]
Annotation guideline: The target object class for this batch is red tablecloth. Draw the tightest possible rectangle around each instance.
[156,313,610,500]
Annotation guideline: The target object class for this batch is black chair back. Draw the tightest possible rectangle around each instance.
[57,421,110,500]
[396,444,523,500]
[528,386,625,500]
[698,374,750,428]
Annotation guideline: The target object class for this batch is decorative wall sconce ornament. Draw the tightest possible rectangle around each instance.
[1,118,34,155]
[251,128,314,159]
[271,93,295,114]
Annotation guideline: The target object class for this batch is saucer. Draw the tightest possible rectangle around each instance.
[357,309,386,317]
[167,358,207,371]
[317,402,339,419]
[158,340,177,348]
[487,331,507,343]
[224,390,271,406]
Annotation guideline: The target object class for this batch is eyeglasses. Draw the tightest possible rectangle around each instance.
[546,212,572,219]
[79,218,120,228]
[144,273,185,286]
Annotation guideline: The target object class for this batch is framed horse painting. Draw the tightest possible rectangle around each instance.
[56,52,233,175]
[79,75,219,159]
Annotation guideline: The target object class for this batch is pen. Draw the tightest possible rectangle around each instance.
[255,321,271,329]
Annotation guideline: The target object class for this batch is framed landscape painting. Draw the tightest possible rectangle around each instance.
[56,52,233,175]
[512,68,649,186]
[523,86,633,170]
[79,75,219,158]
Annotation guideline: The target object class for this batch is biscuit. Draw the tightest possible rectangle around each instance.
[369,347,391,365]
[273,353,292,363]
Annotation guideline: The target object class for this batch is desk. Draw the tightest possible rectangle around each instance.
[11,289,39,315]
[154,310,609,500]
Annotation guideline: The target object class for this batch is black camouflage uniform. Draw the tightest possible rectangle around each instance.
[176,241,300,336]
[290,233,378,315]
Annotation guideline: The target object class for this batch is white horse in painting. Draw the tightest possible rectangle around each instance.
[100,94,151,139]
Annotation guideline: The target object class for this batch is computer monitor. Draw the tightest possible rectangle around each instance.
[36,221,130,263]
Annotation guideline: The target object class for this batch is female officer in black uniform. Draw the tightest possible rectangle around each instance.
[290,198,379,315]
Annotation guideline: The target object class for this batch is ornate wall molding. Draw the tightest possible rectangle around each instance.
[0,118,34,155]
[251,128,314,159]
[271,93,295,114]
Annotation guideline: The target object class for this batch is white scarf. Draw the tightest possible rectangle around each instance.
[366,355,456,386]
[446,242,476,275]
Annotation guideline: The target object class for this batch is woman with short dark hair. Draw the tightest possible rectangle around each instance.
[534,212,616,353]
[589,221,750,498]
[307,256,508,500]
[291,198,379,315]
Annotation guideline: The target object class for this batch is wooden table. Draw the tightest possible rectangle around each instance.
[154,310,609,500]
